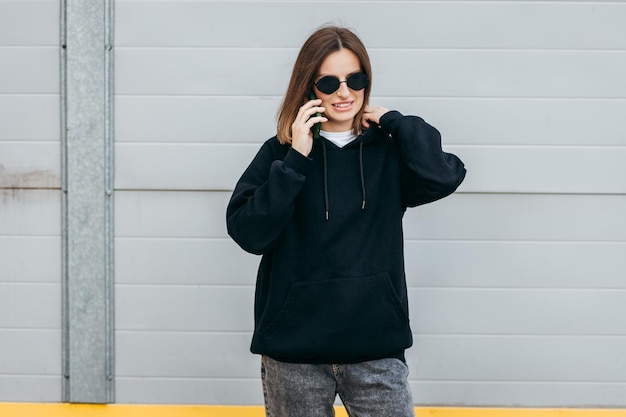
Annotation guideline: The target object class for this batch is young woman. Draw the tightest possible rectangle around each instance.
[227,25,466,417]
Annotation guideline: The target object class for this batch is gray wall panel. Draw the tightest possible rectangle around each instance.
[116,191,626,242]
[115,143,626,194]
[114,283,626,339]
[117,332,626,382]
[0,190,60,236]
[393,98,626,147]
[115,191,228,238]
[0,142,61,189]
[0,47,59,94]
[116,49,626,98]
[116,285,254,332]
[115,378,263,405]
[404,241,626,289]
[410,289,626,336]
[115,96,626,146]
[114,143,256,191]
[116,238,626,289]
[404,194,626,241]
[408,336,626,383]
[0,284,60,329]
[0,377,61,403]
[115,96,280,144]
[0,330,61,375]
[116,238,258,286]
[115,332,626,407]
[457,146,626,194]
[116,331,254,378]
[0,1,58,46]
[0,237,61,283]
[409,381,626,408]
[115,1,626,50]
[0,0,61,403]
[0,95,60,141]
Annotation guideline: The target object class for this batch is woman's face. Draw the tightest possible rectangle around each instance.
[313,48,365,132]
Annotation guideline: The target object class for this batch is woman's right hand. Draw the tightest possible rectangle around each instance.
[291,99,326,156]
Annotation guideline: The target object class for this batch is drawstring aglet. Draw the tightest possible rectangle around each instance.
[325,210,329,221]
[361,200,366,210]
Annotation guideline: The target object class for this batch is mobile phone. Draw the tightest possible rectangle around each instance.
[309,90,321,139]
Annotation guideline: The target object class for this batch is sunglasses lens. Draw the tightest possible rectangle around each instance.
[347,72,368,90]
[315,76,340,94]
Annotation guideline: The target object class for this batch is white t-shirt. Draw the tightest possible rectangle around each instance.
[320,129,357,148]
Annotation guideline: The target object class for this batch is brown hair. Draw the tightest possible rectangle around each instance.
[276,25,372,144]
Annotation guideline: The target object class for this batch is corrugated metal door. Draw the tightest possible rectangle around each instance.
[114,1,626,407]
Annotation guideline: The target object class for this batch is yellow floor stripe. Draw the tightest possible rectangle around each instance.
[1,403,626,416]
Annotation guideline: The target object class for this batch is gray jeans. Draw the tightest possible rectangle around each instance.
[261,355,415,417]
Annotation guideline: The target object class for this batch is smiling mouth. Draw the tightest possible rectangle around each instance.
[333,102,353,109]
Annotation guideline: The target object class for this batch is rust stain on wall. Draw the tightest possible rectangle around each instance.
[0,165,61,204]
[0,164,61,189]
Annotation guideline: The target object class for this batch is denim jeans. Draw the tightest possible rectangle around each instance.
[261,355,415,417]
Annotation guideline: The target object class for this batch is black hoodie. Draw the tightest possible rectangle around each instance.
[226,111,466,364]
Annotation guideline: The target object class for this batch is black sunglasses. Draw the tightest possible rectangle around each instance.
[314,72,369,95]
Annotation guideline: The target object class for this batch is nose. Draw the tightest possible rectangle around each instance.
[336,81,350,98]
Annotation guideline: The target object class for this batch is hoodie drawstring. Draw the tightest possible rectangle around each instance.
[322,139,330,221]
[320,139,366,221]
[359,142,366,210]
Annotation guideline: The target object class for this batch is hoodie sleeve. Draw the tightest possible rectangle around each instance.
[226,140,312,255]
[379,111,467,208]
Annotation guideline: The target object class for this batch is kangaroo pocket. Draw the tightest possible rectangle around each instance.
[259,273,412,362]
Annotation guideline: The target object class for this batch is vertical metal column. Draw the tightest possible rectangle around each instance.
[61,0,115,403]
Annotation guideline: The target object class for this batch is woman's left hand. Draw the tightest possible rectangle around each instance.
[362,105,389,129]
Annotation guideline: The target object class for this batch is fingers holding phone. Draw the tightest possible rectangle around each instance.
[291,98,327,156]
